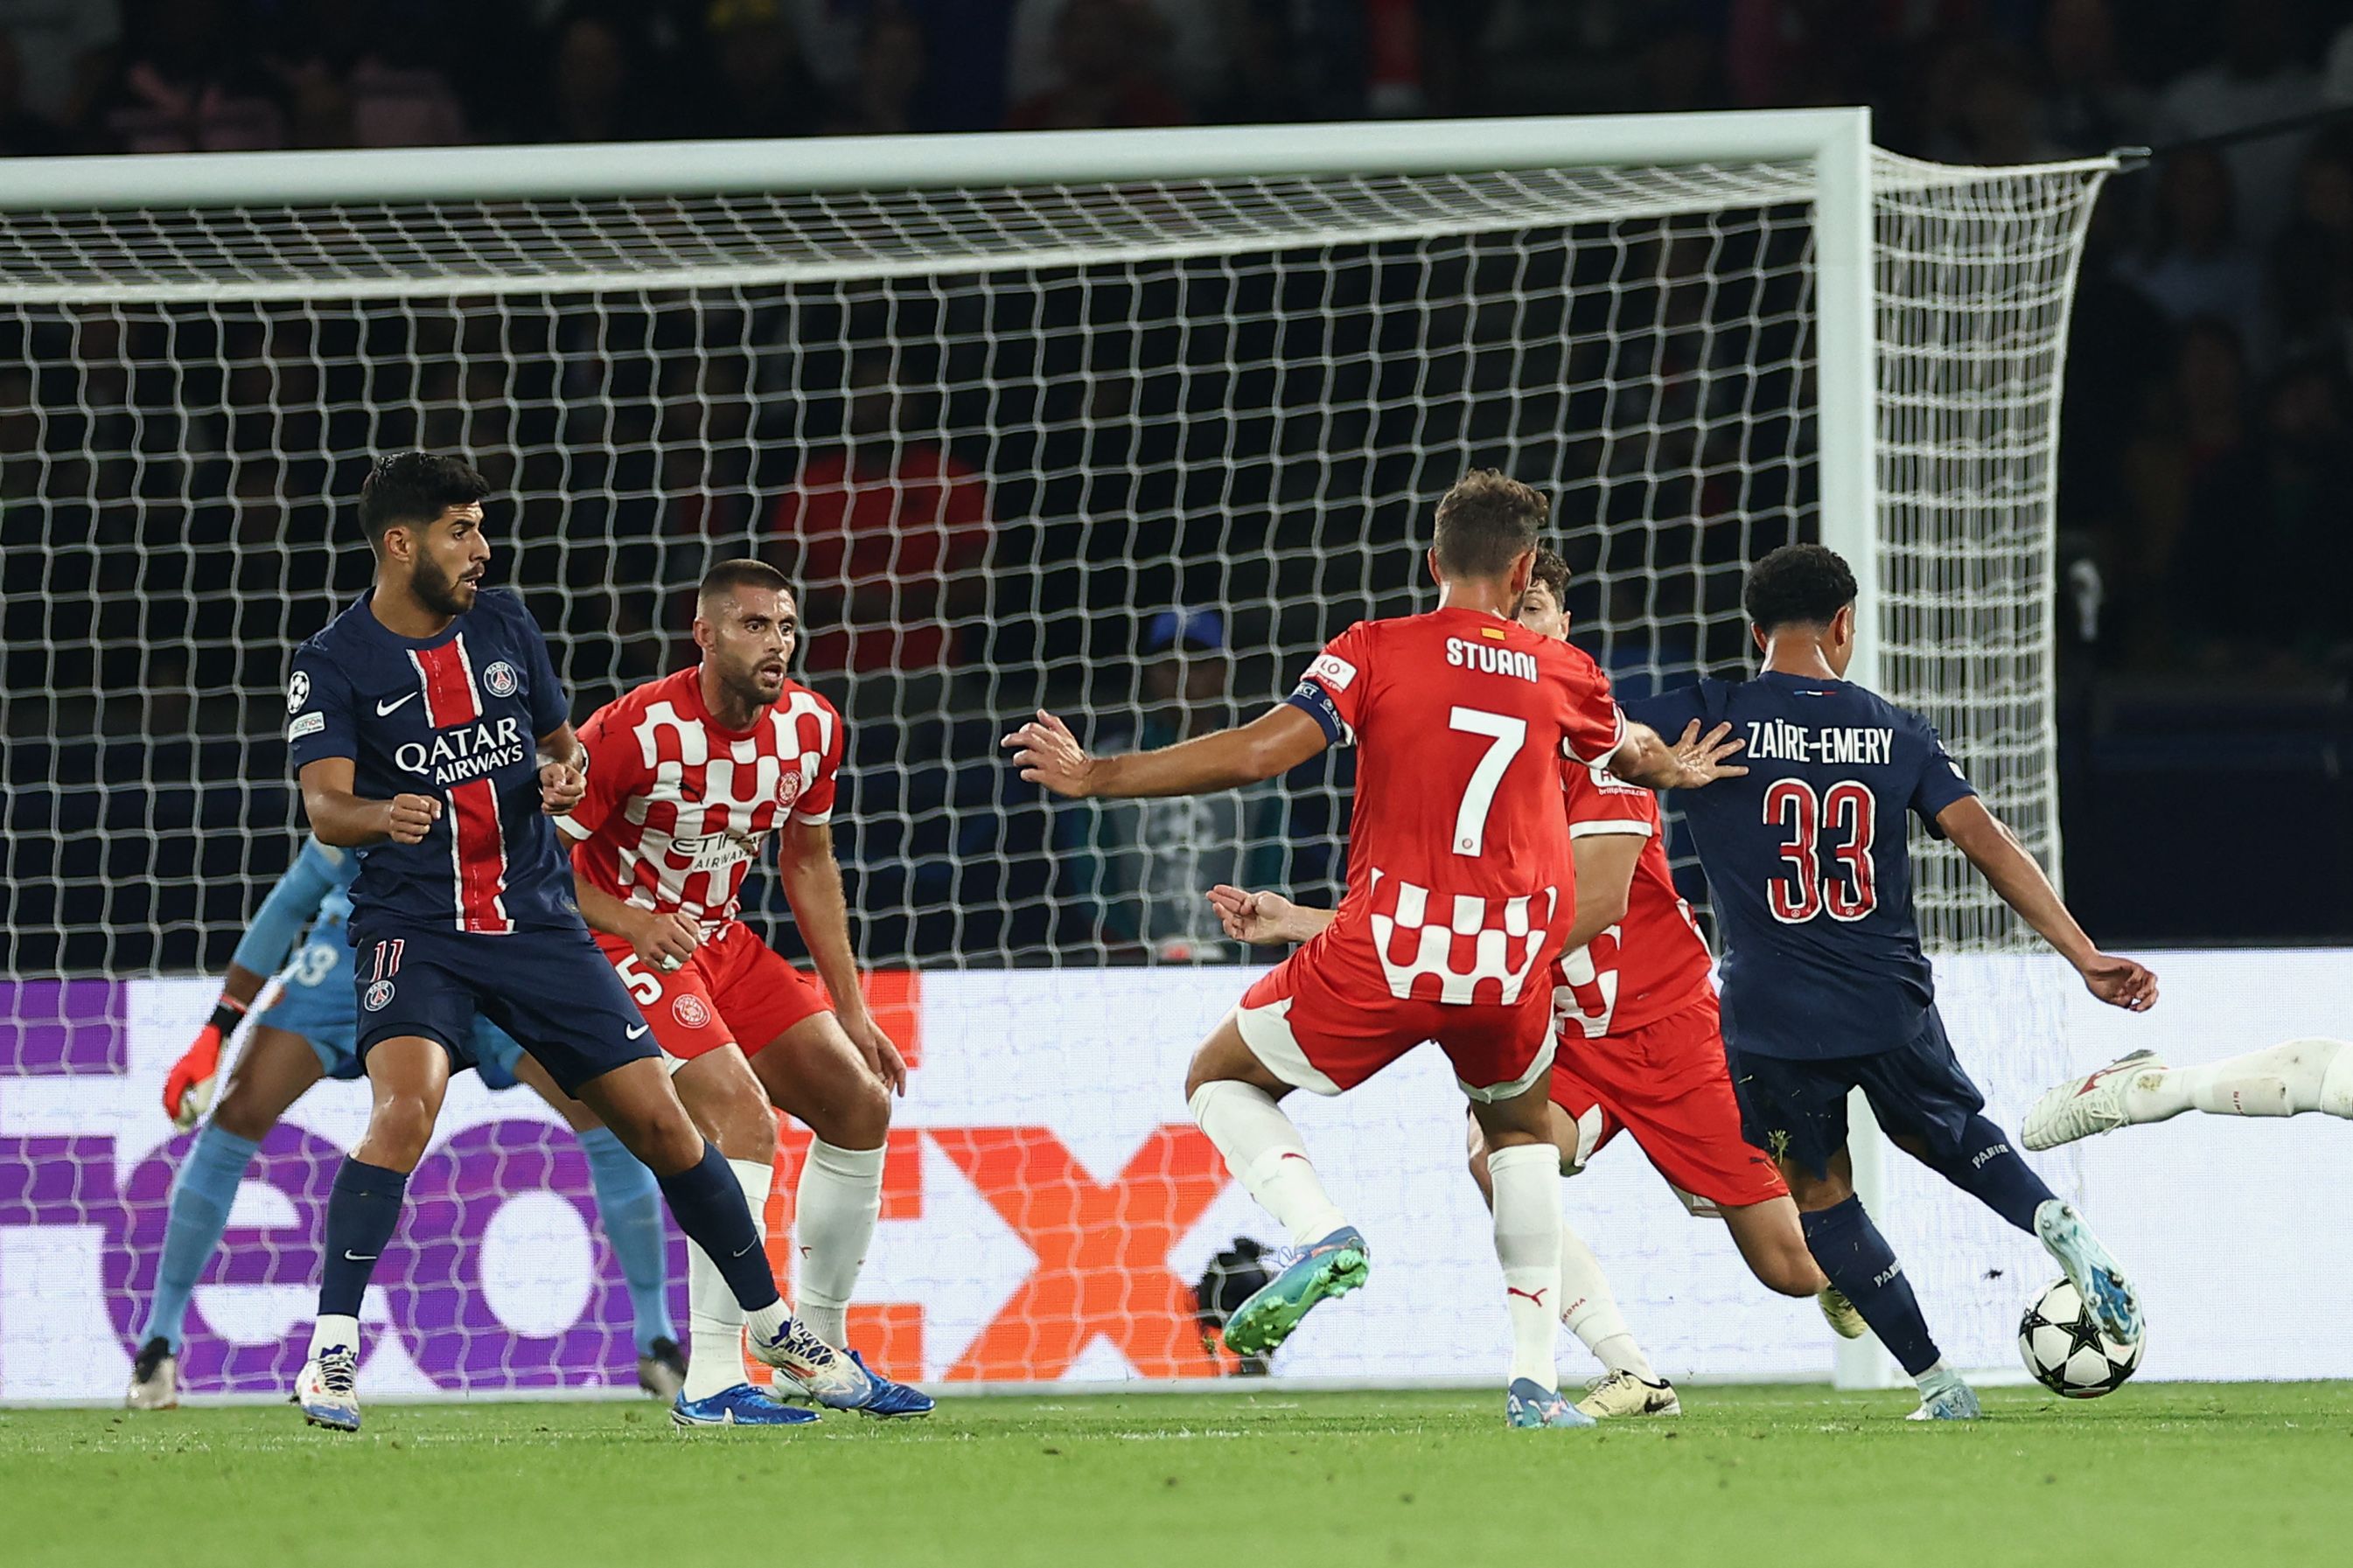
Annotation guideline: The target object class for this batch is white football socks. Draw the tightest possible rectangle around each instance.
[794,1138,885,1349]
[2125,1038,2353,1123]
[1188,1080,1348,1246]
[682,1156,776,1401]
[308,1313,360,1366]
[1487,1141,1565,1390]
[1558,1223,1656,1381]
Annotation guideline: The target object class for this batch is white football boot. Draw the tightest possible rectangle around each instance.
[1817,1285,1868,1340]
[295,1344,362,1432]
[747,1314,875,1410]
[1906,1368,1981,1422]
[1574,1369,1682,1418]
[126,1336,178,1411]
[2022,1050,2165,1151]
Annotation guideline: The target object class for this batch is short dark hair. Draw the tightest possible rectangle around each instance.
[1526,547,1568,608]
[698,558,792,603]
[1743,543,1859,633]
[358,451,490,545]
[1432,470,1547,578]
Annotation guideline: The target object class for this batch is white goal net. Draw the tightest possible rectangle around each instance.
[0,115,2112,1402]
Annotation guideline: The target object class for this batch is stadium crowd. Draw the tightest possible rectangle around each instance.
[4,0,2352,970]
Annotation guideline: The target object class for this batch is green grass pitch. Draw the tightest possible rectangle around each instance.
[7,1383,2351,1567]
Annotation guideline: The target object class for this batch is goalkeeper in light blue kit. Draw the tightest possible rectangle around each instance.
[126,835,684,1409]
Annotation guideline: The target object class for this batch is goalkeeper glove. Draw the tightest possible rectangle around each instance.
[164,993,248,1131]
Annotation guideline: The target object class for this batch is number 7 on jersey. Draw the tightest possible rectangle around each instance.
[1447,706,1526,857]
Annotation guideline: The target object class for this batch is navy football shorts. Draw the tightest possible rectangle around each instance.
[1724,1006,1987,1179]
[348,922,660,1096]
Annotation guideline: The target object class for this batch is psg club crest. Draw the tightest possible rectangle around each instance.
[481,660,520,699]
[672,993,711,1030]
[363,979,395,1012]
[286,670,311,713]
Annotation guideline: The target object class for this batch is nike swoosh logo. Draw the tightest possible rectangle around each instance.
[731,1241,758,1258]
[375,693,419,716]
[343,1251,378,1263]
[625,1023,651,1040]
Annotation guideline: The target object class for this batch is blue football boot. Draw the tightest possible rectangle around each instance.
[826,1349,934,1418]
[1222,1225,1370,1357]
[2035,1198,2141,1343]
[1505,1378,1597,1430]
[671,1383,822,1429]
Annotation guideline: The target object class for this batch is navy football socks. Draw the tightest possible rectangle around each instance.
[318,1157,409,1318]
[1920,1114,2057,1233]
[1801,1195,1942,1377]
[658,1141,783,1313]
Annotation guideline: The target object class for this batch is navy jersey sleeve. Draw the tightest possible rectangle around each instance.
[1909,719,1977,837]
[284,643,356,769]
[507,594,570,738]
[1622,681,1706,740]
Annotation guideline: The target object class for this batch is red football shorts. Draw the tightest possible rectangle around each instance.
[1549,991,1787,1212]
[591,919,831,1062]
[1236,944,1555,1102]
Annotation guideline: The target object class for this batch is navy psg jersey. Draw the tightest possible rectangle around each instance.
[1625,672,1977,1059]
[285,587,580,937]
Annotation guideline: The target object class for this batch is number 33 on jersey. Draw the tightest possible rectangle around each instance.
[1625,671,1977,1057]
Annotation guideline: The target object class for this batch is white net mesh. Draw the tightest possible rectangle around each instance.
[1865,150,2112,1378]
[0,136,2110,1401]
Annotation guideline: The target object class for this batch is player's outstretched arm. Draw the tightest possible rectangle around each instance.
[1937,797,2157,1012]
[1003,704,1328,799]
[1207,885,1332,946]
[297,757,440,847]
[778,820,908,1094]
[1608,721,1747,791]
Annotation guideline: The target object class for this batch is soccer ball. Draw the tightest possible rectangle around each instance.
[2017,1279,2142,1397]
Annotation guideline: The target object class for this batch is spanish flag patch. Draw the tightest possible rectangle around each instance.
[1481,626,1508,640]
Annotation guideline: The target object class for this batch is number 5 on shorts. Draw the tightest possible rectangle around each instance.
[1447,706,1526,857]
[613,951,664,1004]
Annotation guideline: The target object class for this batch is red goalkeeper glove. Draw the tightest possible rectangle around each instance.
[164,993,247,1131]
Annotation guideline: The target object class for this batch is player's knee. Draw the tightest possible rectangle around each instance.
[632,1098,707,1171]
[805,1069,890,1150]
[209,1076,277,1143]
[366,1096,438,1169]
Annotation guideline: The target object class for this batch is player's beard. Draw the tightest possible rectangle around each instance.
[413,552,477,617]
[716,653,784,715]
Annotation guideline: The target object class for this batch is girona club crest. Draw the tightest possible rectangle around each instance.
[774,768,805,810]
[672,993,712,1030]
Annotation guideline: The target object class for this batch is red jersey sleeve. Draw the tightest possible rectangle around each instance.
[1284,621,1377,746]
[559,698,639,845]
[1561,756,1657,839]
[1554,647,1627,765]
[792,696,847,825]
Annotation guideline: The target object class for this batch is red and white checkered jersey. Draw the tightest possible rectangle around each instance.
[1284,606,1626,1007]
[559,665,843,926]
[1553,761,1715,1039]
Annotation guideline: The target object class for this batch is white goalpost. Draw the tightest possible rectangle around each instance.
[0,110,2113,1404]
